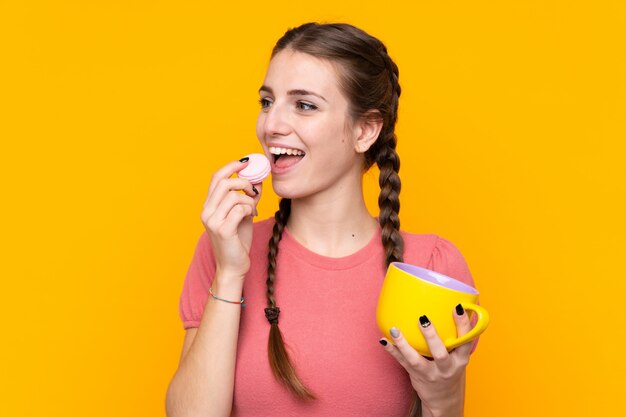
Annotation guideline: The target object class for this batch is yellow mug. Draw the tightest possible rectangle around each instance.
[376,262,489,357]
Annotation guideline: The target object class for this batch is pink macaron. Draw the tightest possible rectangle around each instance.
[238,153,271,184]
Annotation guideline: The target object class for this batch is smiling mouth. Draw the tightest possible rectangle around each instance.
[269,146,306,163]
[269,146,306,169]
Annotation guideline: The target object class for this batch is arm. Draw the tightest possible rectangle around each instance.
[166,275,244,417]
[166,158,262,417]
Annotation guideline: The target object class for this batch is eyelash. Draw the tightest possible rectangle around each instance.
[296,101,317,111]
[258,98,318,112]
[259,97,272,109]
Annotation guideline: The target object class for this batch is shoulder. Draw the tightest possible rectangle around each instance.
[401,230,474,287]
[399,230,438,266]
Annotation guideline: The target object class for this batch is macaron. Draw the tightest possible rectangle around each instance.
[238,153,271,184]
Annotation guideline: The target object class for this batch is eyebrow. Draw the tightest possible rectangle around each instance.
[259,85,327,102]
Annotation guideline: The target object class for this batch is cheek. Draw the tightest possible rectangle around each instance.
[301,115,349,148]
[255,115,264,139]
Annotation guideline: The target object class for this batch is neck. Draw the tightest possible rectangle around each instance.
[286,176,379,258]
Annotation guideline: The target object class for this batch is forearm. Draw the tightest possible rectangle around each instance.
[166,276,244,417]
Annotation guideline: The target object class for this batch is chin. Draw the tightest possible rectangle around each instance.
[271,179,315,201]
[271,185,304,200]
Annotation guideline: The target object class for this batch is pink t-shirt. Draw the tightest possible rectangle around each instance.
[179,218,479,416]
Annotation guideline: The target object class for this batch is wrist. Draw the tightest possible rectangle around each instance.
[424,400,463,417]
[214,261,249,281]
[213,272,245,297]
[215,268,247,284]
[423,370,466,417]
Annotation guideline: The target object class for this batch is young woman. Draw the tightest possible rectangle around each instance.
[166,22,479,417]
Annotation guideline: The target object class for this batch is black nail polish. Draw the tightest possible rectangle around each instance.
[379,339,388,346]
[419,315,431,328]
[239,157,249,163]
[456,303,464,316]
[252,186,259,195]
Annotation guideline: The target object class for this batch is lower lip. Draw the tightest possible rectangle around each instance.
[271,155,305,175]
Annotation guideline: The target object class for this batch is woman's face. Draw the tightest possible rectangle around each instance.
[256,49,364,199]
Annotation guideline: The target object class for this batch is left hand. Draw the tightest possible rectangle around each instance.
[379,305,473,416]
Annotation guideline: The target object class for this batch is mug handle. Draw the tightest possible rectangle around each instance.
[444,302,490,351]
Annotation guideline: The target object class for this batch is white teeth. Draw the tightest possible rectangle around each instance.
[269,146,305,156]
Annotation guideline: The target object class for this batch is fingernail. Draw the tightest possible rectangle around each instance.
[390,327,400,338]
[252,186,259,195]
[379,339,388,346]
[419,315,431,328]
[239,157,249,163]
[456,303,464,316]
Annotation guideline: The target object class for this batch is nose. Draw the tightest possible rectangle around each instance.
[261,101,291,138]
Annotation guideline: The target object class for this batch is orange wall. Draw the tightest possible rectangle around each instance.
[1,1,624,416]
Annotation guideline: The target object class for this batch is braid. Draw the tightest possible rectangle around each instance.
[377,51,423,417]
[266,198,291,309]
[377,135,404,266]
[265,198,316,400]
[376,49,404,267]
[379,45,401,119]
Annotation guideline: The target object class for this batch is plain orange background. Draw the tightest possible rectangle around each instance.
[1,1,624,416]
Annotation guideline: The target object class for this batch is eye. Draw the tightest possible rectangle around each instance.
[259,97,273,110]
[296,101,317,111]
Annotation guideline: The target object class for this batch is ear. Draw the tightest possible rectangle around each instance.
[353,110,383,154]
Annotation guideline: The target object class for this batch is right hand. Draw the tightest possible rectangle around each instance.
[201,159,263,278]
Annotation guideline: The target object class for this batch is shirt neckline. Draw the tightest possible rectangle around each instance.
[281,221,382,270]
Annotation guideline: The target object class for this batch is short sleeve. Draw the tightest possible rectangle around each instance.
[427,236,481,355]
[178,231,216,330]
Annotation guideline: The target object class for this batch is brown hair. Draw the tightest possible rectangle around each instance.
[264,23,420,416]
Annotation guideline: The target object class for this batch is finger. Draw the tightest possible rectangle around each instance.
[451,304,473,359]
[204,192,255,227]
[208,158,250,195]
[378,338,411,370]
[388,327,428,370]
[251,182,263,217]
[218,202,254,237]
[240,181,259,199]
[417,315,451,364]
[204,177,257,214]
[251,182,263,201]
